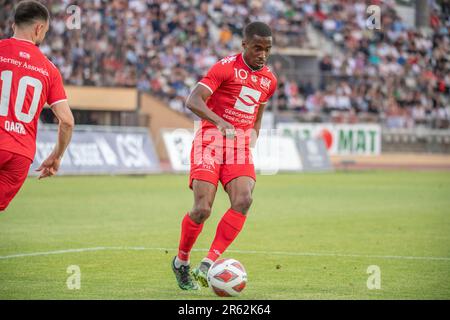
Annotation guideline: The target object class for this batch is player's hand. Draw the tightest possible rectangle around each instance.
[217,120,236,139]
[36,153,61,180]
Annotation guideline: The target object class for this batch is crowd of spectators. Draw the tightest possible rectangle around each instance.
[0,0,448,128]
[274,0,450,129]
[1,0,311,116]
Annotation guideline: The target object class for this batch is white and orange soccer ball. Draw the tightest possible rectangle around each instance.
[207,258,247,297]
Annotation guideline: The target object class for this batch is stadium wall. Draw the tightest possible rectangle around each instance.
[57,86,194,161]
[138,92,194,162]
[382,129,450,154]
[65,86,137,111]
[330,153,450,171]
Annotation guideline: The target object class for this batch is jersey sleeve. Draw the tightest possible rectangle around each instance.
[198,59,233,94]
[47,66,67,107]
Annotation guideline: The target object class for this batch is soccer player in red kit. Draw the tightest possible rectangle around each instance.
[0,1,74,212]
[172,22,277,290]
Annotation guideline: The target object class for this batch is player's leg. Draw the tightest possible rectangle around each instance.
[207,154,256,262]
[172,179,218,290]
[173,139,221,290]
[192,159,256,287]
[207,176,255,260]
[175,179,217,265]
[225,176,255,214]
[0,151,32,212]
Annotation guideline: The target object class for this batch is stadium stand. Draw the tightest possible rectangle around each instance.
[0,0,448,129]
[310,0,450,129]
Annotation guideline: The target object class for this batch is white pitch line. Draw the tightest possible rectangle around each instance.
[0,246,449,262]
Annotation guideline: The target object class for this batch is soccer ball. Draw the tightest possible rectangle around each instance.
[207,258,247,297]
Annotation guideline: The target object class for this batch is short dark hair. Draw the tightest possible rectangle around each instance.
[244,22,272,40]
[14,1,50,26]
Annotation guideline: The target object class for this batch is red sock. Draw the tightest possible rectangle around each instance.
[207,208,247,261]
[177,213,204,262]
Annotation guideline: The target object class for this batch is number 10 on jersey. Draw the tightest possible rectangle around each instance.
[0,70,42,123]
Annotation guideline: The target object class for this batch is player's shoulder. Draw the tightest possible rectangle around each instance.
[260,65,277,94]
[29,50,61,79]
[36,52,60,76]
[0,38,12,49]
[212,54,239,71]
[0,38,11,44]
[217,54,239,66]
[207,54,238,77]
[44,56,59,72]
[30,48,60,75]
[263,65,278,82]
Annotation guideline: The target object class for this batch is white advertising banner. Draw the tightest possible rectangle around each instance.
[162,129,303,173]
[252,133,303,173]
[162,129,193,172]
[278,123,382,156]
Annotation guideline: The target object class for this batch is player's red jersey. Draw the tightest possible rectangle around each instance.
[0,37,67,161]
[195,53,277,147]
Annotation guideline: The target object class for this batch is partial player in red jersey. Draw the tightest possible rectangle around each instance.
[0,1,74,212]
[172,22,277,290]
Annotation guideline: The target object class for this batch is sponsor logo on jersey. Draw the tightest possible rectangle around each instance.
[19,51,30,59]
[251,75,258,83]
[234,86,261,114]
[260,77,271,90]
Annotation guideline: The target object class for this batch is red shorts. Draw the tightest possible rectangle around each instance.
[0,150,32,211]
[189,143,256,189]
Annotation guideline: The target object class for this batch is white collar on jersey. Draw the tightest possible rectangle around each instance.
[241,53,264,72]
[11,37,35,44]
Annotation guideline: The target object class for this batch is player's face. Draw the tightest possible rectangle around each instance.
[34,20,49,46]
[242,35,272,70]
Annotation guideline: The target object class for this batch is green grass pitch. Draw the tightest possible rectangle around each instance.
[0,171,449,299]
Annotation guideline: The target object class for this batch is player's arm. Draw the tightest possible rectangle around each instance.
[36,100,74,179]
[51,100,74,159]
[250,102,267,148]
[186,84,235,137]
